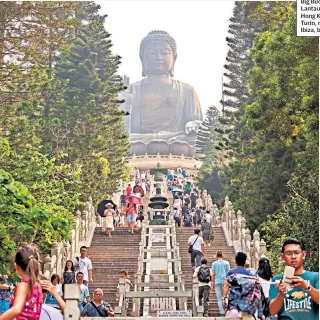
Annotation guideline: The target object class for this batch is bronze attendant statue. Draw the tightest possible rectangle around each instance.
[121,30,203,153]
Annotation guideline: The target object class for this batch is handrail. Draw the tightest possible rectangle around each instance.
[192,275,204,317]
[201,190,267,269]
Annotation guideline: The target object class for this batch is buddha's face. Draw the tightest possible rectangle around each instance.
[143,41,174,75]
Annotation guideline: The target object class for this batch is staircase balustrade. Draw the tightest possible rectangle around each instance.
[43,187,122,279]
[127,153,202,170]
[201,190,267,269]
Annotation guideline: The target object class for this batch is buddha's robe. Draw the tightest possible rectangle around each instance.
[124,79,203,134]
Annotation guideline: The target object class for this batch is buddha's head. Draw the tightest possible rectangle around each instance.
[140,30,177,77]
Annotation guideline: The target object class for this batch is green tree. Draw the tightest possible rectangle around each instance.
[0,169,73,268]
[196,106,223,201]
[43,5,129,201]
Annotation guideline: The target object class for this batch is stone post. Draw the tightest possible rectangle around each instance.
[132,273,140,317]
[51,242,59,274]
[223,196,229,223]
[245,229,252,259]
[114,278,126,317]
[212,204,219,226]
[236,210,243,242]
[252,230,261,268]
[240,217,246,252]
[43,255,52,279]
[260,239,267,255]
[231,208,236,241]
[192,275,198,316]
[64,284,80,320]
[81,208,88,240]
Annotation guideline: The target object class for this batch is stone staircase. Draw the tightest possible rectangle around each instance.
[87,227,142,314]
[176,227,236,317]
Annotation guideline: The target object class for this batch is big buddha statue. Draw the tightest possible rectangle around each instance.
[120,30,203,156]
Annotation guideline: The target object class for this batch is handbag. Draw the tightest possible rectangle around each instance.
[188,235,199,254]
[210,227,215,240]
[90,301,106,317]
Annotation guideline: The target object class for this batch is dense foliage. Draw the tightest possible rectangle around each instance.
[198,2,318,271]
[0,1,130,271]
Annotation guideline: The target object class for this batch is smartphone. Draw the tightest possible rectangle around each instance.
[283,266,295,288]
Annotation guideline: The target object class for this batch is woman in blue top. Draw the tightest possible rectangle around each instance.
[44,274,63,309]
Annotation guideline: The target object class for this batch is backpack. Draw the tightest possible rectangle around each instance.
[184,214,191,226]
[197,266,211,283]
[227,274,265,318]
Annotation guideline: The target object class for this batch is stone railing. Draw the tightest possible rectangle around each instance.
[127,153,202,170]
[201,191,267,269]
[43,188,122,279]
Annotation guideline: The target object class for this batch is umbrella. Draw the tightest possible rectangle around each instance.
[126,194,142,205]
[171,187,183,192]
[41,305,63,320]
[97,199,116,217]
[133,185,145,197]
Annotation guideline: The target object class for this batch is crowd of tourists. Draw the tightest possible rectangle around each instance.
[100,167,149,237]
[189,232,319,319]
[0,166,318,320]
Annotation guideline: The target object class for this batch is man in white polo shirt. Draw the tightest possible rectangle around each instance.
[73,246,93,286]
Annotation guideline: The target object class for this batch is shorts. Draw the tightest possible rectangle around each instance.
[127,215,136,222]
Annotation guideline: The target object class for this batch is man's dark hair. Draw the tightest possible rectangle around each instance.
[194,228,201,235]
[235,252,247,266]
[281,238,305,253]
[201,258,207,265]
[216,251,223,258]
[80,246,87,251]
[206,210,210,214]
[76,272,84,276]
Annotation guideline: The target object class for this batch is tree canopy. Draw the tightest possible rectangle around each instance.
[198,2,318,271]
[0,1,130,271]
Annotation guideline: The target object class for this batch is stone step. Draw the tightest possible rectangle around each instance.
[176,226,234,318]
[88,226,141,313]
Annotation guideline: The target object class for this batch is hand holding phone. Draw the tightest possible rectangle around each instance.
[291,276,308,290]
[283,266,295,289]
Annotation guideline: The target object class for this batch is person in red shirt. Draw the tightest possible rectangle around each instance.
[126,184,132,196]
[0,245,42,320]
[126,199,137,235]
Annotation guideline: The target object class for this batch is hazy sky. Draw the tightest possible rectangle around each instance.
[96,0,235,116]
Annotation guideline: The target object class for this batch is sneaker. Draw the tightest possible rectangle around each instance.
[203,313,209,317]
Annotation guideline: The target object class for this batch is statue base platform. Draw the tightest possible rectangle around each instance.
[130,139,196,157]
